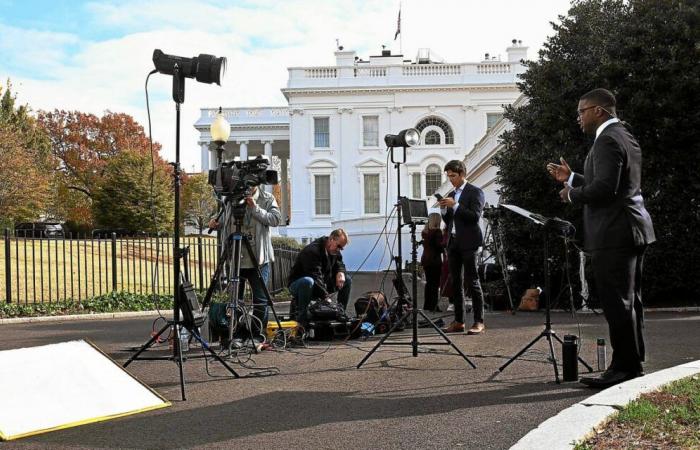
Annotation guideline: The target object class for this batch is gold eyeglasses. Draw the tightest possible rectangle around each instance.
[577,105,598,116]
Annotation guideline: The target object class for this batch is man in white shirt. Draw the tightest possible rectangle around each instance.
[439,160,486,334]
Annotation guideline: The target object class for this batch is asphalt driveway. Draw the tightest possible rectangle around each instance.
[2,306,699,449]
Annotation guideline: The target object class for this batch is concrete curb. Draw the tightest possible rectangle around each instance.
[511,359,700,450]
[0,310,172,324]
[1,305,695,325]
[0,300,294,325]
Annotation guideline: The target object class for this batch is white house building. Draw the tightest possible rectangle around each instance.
[195,41,528,270]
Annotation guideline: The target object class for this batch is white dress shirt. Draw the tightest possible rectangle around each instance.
[566,117,620,199]
[442,180,467,234]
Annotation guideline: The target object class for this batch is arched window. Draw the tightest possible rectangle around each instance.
[425,164,442,196]
[424,130,441,145]
[415,116,454,144]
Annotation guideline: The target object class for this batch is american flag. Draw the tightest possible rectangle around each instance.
[394,7,401,40]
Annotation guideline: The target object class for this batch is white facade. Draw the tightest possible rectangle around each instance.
[196,42,528,270]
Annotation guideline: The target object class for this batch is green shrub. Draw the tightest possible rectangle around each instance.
[272,236,303,250]
[0,292,173,318]
[494,0,700,305]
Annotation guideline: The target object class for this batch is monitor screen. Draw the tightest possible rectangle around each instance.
[399,197,428,224]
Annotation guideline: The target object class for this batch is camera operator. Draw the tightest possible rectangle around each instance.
[209,186,281,339]
[288,229,351,326]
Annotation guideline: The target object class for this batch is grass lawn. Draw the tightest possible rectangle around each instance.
[0,236,218,303]
[575,374,700,449]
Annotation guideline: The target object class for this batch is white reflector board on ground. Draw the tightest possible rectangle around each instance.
[0,339,169,441]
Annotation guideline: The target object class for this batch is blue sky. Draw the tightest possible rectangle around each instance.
[0,0,572,171]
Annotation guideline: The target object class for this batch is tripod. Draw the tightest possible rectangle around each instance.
[357,153,476,369]
[497,204,592,383]
[480,208,516,312]
[200,198,284,352]
[123,70,238,400]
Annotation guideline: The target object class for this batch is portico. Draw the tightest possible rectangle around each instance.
[194,107,291,225]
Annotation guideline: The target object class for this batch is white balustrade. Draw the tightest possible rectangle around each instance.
[304,67,338,78]
[402,64,461,76]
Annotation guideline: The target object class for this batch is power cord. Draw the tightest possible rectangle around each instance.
[143,69,168,322]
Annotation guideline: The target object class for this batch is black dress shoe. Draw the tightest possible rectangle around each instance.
[579,369,635,388]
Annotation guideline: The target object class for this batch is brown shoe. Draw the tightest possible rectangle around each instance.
[442,321,465,333]
[467,322,485,335]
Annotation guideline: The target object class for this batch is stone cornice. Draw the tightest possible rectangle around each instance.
[282,83,517,98]
[194,123,289,131]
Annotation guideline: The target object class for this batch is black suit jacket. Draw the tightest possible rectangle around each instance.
[570,122,656,251]
[442,183,485,250]
[288,237,346,298]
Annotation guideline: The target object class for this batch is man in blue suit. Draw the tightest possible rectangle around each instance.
[439,160,486,334]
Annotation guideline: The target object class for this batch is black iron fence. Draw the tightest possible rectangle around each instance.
[1,229,299,304]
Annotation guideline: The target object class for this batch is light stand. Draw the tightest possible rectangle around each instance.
[124,54,238,400]
[357,130,476,369]
[496,204,592,383]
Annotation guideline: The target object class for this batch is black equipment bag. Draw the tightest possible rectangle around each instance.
[180,281,206,328]
[308,300,348,321]
[354,291,387,324]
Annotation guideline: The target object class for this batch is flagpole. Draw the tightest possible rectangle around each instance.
[399,1,403,55]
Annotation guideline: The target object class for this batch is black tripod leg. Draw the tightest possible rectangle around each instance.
[416,310,476,368]
[551,333,593,372]
[189,328,240,377]
[242,237,283,330]
[200,236,232,311]
[123,322,171,368]
[175,324,187,400]
[357,309,412,369]
[545,332,561,384]
[499,332,546,372]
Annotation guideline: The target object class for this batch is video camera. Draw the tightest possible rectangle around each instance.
[208,156,278,198]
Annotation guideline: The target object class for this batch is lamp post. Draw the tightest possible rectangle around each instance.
[210,107,231,167]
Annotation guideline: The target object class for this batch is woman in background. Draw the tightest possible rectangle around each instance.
[420,213,444,312]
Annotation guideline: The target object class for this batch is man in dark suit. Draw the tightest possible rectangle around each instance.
[547,88,655,388]
[439,160,486,334]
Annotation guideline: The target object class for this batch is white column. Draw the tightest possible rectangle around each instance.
[208,143,218,170]
[200,142,210,172]
[281,157,289,225]
[238,140,249,160]
[263,140,273,193]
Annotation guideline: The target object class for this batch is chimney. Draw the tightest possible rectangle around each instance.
[506,39,528,62]
[335,49,357,66]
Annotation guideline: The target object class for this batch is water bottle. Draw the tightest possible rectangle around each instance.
[562,335,578,382]
[179,327,189,352]
[597,338,606,371]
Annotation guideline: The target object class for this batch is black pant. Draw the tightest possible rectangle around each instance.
[592,245,646,372]
[423,264,441,311]
[448,244,484,324]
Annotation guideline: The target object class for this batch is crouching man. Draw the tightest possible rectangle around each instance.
[288,229,352,325]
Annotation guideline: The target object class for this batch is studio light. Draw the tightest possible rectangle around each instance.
[152,49,227,85]
[210,107,231,166]
[125,50,239,397]
[384,128,420,148]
